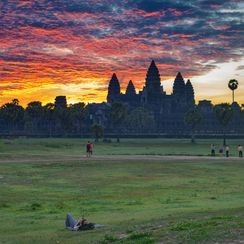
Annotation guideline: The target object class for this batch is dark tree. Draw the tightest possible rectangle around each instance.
[91,123,104,142]
[69,103,87,134]
[0,99,25,132]
[43,103,55,137]
[125,107,155,133]
[53,105,71,134]
[184,108,202,143]
[215,103,233,146]
[25,101,43,134]
[109,102,127,142]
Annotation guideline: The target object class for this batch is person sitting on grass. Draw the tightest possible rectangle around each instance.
[75,217,95,230]
[65,213,95,231]
[219,146,224,156]
[75,217,88,228]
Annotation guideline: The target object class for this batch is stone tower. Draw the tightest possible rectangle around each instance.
[173,72,185,95]
[54,96,67,108]
[107,73,121,103]
[125,80,136,96]
[185,79,195,105]
[143,60,163,104]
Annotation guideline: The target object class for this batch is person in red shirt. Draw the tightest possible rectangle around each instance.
[90,143,94,156]
[86,141,91,157]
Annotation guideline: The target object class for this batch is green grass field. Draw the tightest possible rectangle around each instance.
[0,137,243,158]
[0,138,244,243]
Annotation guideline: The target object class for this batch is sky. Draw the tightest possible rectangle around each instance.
[0,0,243,107]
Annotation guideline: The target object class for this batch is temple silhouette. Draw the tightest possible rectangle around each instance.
[106,60,195,133]
[108,60,194,108]
[86,60,243,135]
[0,60,243,137]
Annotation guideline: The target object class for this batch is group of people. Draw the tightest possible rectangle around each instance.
[211,144,243,157]
[86,141,94,157]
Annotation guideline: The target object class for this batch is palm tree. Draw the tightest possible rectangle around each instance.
[215,103,233,146]
[228,79,238,103]
[184,108,202,143]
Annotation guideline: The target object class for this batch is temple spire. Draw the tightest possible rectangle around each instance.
[107,73,121,103]
[185,79,195,105]
[173,72,185,95]
[145,60,162,94]
[126,80,136,96]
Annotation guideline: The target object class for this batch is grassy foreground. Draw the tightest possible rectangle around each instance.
[0,138,244,243]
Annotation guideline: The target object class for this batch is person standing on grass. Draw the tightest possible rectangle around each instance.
[86,141,91,157]
[219,146,224,156]
[211,144,216,156]
[89,142,94,156]
[225,145,230,157]
[238,145,243,157]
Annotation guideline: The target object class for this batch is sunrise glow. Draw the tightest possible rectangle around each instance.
[0,1,243,106]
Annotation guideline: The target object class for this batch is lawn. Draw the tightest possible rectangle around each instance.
[0,138,244,243]
[0,137,243,158]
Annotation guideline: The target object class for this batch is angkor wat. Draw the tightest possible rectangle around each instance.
[0,60,243,137]
[88,60,243,136]
[106,60,195,133]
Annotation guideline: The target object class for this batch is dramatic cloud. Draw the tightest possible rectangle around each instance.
[0,0,243,106]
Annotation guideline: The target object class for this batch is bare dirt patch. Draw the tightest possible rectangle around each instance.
[0,154,243,164]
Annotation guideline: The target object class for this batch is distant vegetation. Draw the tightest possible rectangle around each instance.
[0,97,243,140]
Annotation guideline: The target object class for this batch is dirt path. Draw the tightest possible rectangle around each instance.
[0,154,243,164]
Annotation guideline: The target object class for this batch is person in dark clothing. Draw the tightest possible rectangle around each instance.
[78,217,88,227]
[219,146,224,156]
[238,145,243,157]
[225,145,230,157]
[211,144,216,156]
[76,217,95,231]
[65,214,95,231]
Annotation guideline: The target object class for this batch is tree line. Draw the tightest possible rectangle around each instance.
[0,98,154,139]
[0,98,243,144]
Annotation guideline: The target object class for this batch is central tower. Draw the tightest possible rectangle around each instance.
[145,60,162,95]
[142,60,163,105]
